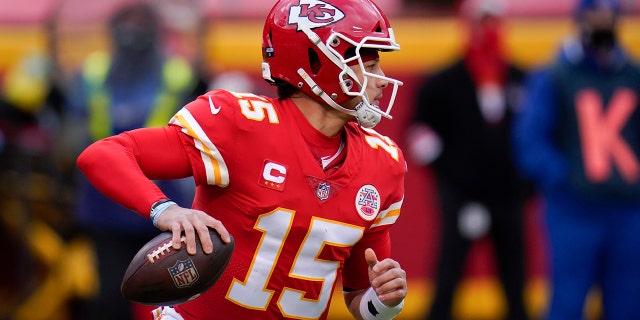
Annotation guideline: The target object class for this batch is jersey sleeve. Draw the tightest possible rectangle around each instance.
[341,126,406,290]
[169,89,239,187]
[341,217,392,291]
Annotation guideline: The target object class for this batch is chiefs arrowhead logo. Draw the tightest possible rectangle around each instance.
[288,0,345,31]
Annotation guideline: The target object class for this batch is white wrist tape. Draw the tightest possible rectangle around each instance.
[359,287,404,320]
[152,306,184,320]
[150,200,176,228]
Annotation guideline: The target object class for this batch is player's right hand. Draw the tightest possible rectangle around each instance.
[365,248,407,307]
[156,204,231,255]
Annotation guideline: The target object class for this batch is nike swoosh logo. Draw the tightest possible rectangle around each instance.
[209,95,221,114]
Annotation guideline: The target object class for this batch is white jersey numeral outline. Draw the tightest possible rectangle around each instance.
[226,208,364,319]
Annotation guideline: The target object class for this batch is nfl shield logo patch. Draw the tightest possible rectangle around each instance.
[316,183,330,201]
[168,258,200,288]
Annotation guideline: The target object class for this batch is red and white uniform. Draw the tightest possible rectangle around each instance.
[82,89,406,319]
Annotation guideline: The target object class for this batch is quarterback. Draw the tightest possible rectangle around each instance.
[77,0,408,319]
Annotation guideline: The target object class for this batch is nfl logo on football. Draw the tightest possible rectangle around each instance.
[168,258,200,288]
[316,183,330,201]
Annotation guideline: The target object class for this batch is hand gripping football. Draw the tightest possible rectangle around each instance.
[121,229,234,306]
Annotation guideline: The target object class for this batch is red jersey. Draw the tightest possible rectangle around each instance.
[85,89,406,319]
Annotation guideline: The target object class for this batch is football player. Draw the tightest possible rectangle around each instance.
[77,0,407,319]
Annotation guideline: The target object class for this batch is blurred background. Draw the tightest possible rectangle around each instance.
[0,0,638,319]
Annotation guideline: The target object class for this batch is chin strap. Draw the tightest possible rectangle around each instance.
[354,101,382,128]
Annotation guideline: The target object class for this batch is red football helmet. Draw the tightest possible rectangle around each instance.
[261,0,403,128]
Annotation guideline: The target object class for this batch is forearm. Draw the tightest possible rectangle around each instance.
[345,289,365,319]
[77,133,166,216]
[76,126,192,216]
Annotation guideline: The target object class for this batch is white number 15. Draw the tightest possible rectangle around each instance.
[226,208,364,319]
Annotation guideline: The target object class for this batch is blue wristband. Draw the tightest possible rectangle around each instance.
[150,200,176,228]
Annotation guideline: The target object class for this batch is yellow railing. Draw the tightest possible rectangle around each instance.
[2,17,639,77]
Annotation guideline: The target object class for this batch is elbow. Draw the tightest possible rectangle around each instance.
[76,135,123,173]
[76,142,100,174]
[76,133,135,177]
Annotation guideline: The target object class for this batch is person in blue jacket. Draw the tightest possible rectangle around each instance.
[65,3,205,319]
[512,0,640,319]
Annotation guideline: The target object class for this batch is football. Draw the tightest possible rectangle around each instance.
[121,228,234,306]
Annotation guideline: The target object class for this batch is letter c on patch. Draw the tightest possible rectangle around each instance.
[263,162,286,183]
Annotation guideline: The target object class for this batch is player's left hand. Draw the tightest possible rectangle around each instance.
[365,248,407,307]
[156,204,231,255]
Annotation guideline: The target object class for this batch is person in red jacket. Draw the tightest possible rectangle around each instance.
[77,0,408,319]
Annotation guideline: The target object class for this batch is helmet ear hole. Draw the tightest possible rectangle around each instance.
[308,48,321,75]
[343,79,353,90]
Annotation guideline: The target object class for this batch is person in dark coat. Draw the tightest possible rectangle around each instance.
[407,0,531,319]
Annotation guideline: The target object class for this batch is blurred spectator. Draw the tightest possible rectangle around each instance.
[406,0,532,319]
[208,69,259,93]
[512,0,640,319]
[152,0,210,97]
[0,16,97,319]
[64,3,205,319]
